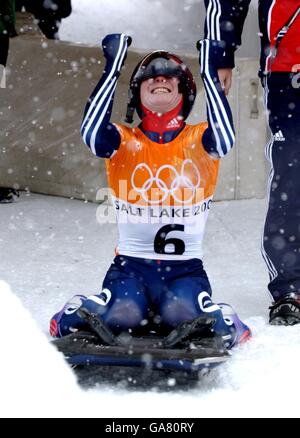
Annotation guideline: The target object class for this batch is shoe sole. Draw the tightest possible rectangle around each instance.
[269,315,300,326]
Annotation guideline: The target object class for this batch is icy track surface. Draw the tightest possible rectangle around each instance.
[1,193,300,418]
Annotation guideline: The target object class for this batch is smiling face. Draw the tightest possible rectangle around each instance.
[140,76,183,114]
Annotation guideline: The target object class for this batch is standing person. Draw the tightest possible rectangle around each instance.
[204,0,300,325]
[49,33,251,348]
[0,0,19,203]
[0,0,17,74]
[15,0,72,39]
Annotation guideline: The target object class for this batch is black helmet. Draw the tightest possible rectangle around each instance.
[125,50,197,123]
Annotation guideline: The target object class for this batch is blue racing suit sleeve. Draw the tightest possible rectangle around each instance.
[199,39,235,158]
[204,0,251,68]
[80,33,131,158]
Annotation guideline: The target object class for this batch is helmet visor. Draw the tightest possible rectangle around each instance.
[134,54,183,83]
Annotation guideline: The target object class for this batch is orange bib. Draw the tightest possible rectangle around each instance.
[105,123,219,260]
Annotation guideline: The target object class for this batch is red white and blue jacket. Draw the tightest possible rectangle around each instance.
[204,0,300,74]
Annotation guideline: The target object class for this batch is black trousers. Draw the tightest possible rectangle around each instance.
[263,72,300,301]
[0,34,9,66]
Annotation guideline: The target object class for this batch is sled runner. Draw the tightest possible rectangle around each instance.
[52,309,230,373]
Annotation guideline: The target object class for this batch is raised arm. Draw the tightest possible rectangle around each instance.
[80,33,131,158]
[198,39,235,158]
[204,0,251,69]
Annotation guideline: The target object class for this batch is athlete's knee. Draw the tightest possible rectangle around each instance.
[160,296,200,328]
[85,286,148,332]
[160,290,224,329]
[103,298,148,331]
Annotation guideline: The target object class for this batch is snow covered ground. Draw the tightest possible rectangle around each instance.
[59,0,205,52]
[59,0,260,57]
[1,192,300,418]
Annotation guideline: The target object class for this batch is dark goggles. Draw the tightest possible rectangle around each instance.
[133,54,184,84]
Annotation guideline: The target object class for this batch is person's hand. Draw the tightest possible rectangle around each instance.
[197,40,233,95]
[217,68,232,96]
[102,33,132,63]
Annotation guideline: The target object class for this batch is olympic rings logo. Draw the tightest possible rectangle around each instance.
[131,159,201,204]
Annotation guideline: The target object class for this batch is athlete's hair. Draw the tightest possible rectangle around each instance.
[125,51,197,123]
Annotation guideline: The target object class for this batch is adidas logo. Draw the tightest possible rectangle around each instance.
[274,130,285,141]
[166,118,180,129]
